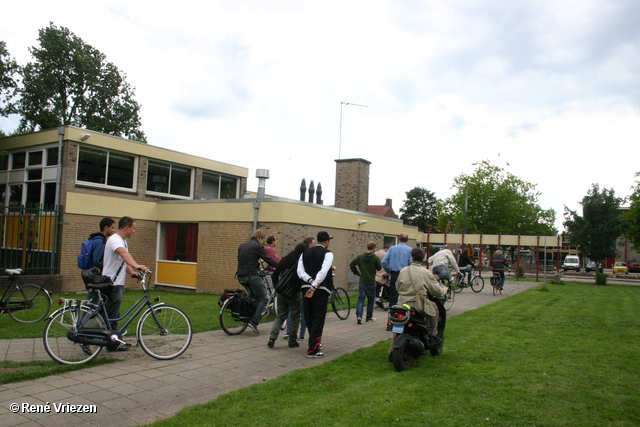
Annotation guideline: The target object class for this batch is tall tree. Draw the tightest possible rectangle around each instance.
[400,187,439,232]
[438,160,557,235]
[17,23,146,141]
[624,172,640,251]
[564,184,624,265]
[0,40,19,118]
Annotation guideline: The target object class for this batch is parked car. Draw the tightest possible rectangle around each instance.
[613,262,628,274]
[585,261,603,273]
[627,262,640,273]
[562,255,580,272]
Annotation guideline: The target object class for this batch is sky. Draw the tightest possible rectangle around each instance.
[2,0,639,233]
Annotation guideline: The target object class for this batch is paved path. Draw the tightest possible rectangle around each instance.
[0,280,540,426]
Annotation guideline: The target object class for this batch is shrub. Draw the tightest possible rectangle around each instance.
[595,272,607,286]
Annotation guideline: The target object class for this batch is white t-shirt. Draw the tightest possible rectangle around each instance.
[103,234,128,286]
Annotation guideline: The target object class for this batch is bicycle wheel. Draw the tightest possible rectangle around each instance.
[7,284,51,323]
[452,275,463,293]
[262,292,276,319]
[470,276,485,293]
[43,306,105,364]
[137,304,193,360]
[442,286,456,311]
[220,295,250,335]
[331,287,351,320]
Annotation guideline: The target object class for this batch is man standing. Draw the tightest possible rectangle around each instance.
[102,216,149,341]
[264,236,280,271]
[237,229,278,334]
[297,231,334,358]
[428,245,460,281]
[374,245,389,310]
[87,217,116,271]
[350,241,382,324]
[382,233,412,311]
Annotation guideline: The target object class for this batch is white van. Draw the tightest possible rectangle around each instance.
[563,255,580,272]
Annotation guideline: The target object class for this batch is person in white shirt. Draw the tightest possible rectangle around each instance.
[102,216,149,344]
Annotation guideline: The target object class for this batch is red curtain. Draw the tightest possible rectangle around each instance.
[186,224,198,262]
[165,224,179,260]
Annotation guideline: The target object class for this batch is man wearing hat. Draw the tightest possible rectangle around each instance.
[297,231,334,358]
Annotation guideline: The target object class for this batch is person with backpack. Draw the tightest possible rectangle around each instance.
[78,217,116,271]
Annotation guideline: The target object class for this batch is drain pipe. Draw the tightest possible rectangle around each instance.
[253,169,270,231]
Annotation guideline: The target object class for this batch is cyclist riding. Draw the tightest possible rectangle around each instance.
[457,246,475,284]
[236,229,278,335]
[490,249,509,290]
[427,245,460,281]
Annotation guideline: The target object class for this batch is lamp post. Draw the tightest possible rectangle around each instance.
[339,101,367,159]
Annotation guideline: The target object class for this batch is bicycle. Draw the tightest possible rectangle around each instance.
[436,276,455,311]
[43,271,193,364]
[219,269,279,335]
[451,270,485,293]
[490,271,503,295]
[331,286,351,320]
[1,268,52,323]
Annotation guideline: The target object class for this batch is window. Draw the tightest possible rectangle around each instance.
[159,223,198,262]
[147,160,192,198]
[0,148,58,207]
[77,147,136,191]
[202,172,239,199]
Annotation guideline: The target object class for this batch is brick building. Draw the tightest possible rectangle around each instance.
[1,128,414,293]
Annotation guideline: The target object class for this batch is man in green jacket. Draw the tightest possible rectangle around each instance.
[350,241,383,324]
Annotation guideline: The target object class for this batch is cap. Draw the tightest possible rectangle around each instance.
[317,231,333,242]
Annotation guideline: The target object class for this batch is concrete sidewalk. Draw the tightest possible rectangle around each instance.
[0,280,540,427]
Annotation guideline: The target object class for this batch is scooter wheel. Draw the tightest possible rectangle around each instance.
[392,339,414,372]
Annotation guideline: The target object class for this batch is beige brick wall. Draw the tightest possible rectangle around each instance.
[60,214,157,292]
[334,159,370,213]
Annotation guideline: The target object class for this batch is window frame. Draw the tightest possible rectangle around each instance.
[75,146,138,193]
[146,160,194,200]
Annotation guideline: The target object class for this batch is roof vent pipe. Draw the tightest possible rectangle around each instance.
[256,169,270,199]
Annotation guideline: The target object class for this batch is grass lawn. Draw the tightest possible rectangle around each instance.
[146,282,640,427]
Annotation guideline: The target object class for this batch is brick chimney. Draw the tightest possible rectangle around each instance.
[334,158,371,212]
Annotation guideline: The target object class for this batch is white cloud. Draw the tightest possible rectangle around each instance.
[2,0,639,233]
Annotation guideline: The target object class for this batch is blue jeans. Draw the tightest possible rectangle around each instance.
[104,285,124,329]
[388,271,400,308]
[356,283,376,320]
[237,275,266,326]
[493,270,506,287]
[459,267,472,283]
[433,265,452,281]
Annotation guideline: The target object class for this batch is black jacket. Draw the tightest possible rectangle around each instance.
[236,237,278,276]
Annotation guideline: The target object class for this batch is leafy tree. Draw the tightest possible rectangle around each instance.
[624,172,640,251]
[0,40,19,118]
[438,160,557,235]
[564,184,624,266]
[400,187,439,232]
[17,23,146,141]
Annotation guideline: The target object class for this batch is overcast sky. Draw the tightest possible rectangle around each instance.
[2,0,639,233]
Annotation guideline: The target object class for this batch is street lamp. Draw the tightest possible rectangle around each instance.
[338,101,367,159]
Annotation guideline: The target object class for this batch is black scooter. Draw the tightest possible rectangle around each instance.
[387,297,446,372]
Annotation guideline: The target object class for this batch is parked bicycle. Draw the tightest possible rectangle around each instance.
[1,268,51,323]
[451,270,485,293]
[219,269,278,335]
[490,271,503,295]
[43,270,192,364]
